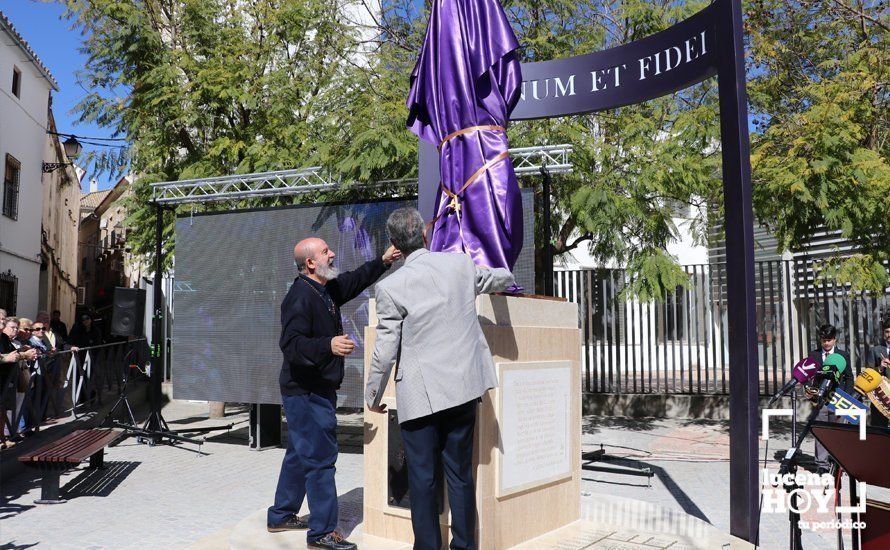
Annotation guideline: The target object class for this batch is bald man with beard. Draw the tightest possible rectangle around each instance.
[268,236,400,549]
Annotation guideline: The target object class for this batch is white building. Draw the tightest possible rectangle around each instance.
[0,11,59,316]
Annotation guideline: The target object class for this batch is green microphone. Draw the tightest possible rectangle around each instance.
[822,353,847,378]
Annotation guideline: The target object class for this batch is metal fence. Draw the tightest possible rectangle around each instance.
[554,261,890,396]
[1,341,147,446]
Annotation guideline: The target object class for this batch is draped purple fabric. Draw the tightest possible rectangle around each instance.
[406,0,523,279]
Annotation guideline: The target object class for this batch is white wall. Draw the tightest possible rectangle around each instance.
[0,33,54,316]
[561,213,708,269]
[38,124,80,324]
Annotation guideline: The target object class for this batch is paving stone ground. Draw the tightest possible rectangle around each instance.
[581,416,860,550]
[1,398,862,549]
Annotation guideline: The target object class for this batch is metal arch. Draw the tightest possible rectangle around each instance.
[150,144,573,205]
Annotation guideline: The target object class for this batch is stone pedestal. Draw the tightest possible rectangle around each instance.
[363,294,581,548]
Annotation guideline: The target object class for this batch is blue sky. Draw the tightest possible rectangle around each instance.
[2,0,122,191]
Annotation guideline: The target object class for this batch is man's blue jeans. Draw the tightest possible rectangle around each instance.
[268,390,339,542]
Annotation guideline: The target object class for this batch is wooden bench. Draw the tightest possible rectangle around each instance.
[18,428,121,504]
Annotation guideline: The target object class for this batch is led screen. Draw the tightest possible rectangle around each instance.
[172,194,534,407]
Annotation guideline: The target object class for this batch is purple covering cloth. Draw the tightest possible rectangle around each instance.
[407,0,523,274]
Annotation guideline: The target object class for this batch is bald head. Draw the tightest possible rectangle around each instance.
[294,237,338,282]
[294,238,323,271]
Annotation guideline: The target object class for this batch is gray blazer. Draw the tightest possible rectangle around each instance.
[365,249,515,423]
[869,342,890,370]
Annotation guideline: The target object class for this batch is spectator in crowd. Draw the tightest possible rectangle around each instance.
[1,318,35,363]
[1,318,37,439]
[34,313,77,419]
[807,324,853,474]
[13,318,41,433]
[69,313,102,348]
[35,312,76,353]
[16,318,35,347]
[27,320,49,355]
[35,313,55,349]
[50,309,68,342]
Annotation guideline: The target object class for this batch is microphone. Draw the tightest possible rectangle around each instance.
[855,368,882,394]
[815,370,837,403]
[854,368,890,420]
[768,357,818,405]
[814,355,845,405]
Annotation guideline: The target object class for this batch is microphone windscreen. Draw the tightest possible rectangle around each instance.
[855,368,882,394]
[823,353,847,373]
[867,380,890,420]
[792,357,818,383]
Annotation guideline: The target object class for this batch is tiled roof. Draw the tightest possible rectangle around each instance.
[81,189,111,209]
[0,10,60,91]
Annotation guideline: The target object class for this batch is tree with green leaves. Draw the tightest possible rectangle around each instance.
[747,0,889,291]
[66,0,888,295]
[64,0,369,265]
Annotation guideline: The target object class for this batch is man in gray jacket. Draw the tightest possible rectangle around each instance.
[365,207,514,550]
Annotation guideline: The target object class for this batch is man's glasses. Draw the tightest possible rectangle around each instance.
[32,327,45,332]
[21,328,33,332]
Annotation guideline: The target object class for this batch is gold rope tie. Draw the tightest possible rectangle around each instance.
[426,125,509,244]
[438,150,510,247]
[438,125,506,150]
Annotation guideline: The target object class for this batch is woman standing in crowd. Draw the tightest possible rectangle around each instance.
[1,318,38,443]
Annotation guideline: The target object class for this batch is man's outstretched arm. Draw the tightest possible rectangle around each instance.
[474,264,515,295]
[329,246,401,305]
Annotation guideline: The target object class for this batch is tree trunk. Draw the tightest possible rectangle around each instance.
[209,401,226,419]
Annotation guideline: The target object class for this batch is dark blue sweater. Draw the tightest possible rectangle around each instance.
[278,258,389,395]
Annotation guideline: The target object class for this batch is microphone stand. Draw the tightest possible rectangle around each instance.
[778,380,836,550]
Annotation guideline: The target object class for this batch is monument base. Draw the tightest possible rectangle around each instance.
[363,294,582,548]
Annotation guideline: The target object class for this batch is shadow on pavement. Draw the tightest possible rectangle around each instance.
[0,468,40,520]
[62,460,140,498]
[0,460,140,521]
[583,455,711,524]
[336,486,364,537]
[0,541,40,549]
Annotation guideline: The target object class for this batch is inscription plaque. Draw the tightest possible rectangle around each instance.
[497,361,573,497]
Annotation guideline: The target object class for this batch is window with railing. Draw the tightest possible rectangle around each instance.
[3,154,21,220]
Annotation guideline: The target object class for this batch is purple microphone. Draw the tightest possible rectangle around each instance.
[767,357,819,405]
[791,357,819,384]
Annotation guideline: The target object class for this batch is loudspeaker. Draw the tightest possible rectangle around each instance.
[111,287,146,336]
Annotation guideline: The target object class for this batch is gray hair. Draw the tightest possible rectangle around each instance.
[386,208,425,254]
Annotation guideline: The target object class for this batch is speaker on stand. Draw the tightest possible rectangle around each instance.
[111,287,146,337]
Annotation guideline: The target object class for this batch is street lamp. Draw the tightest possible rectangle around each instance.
[42,136,83,173]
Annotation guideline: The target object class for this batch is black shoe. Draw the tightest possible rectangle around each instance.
[308,532,357,550]
[267,513,309,532]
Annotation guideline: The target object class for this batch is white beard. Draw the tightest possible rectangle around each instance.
[315,262,340,282]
